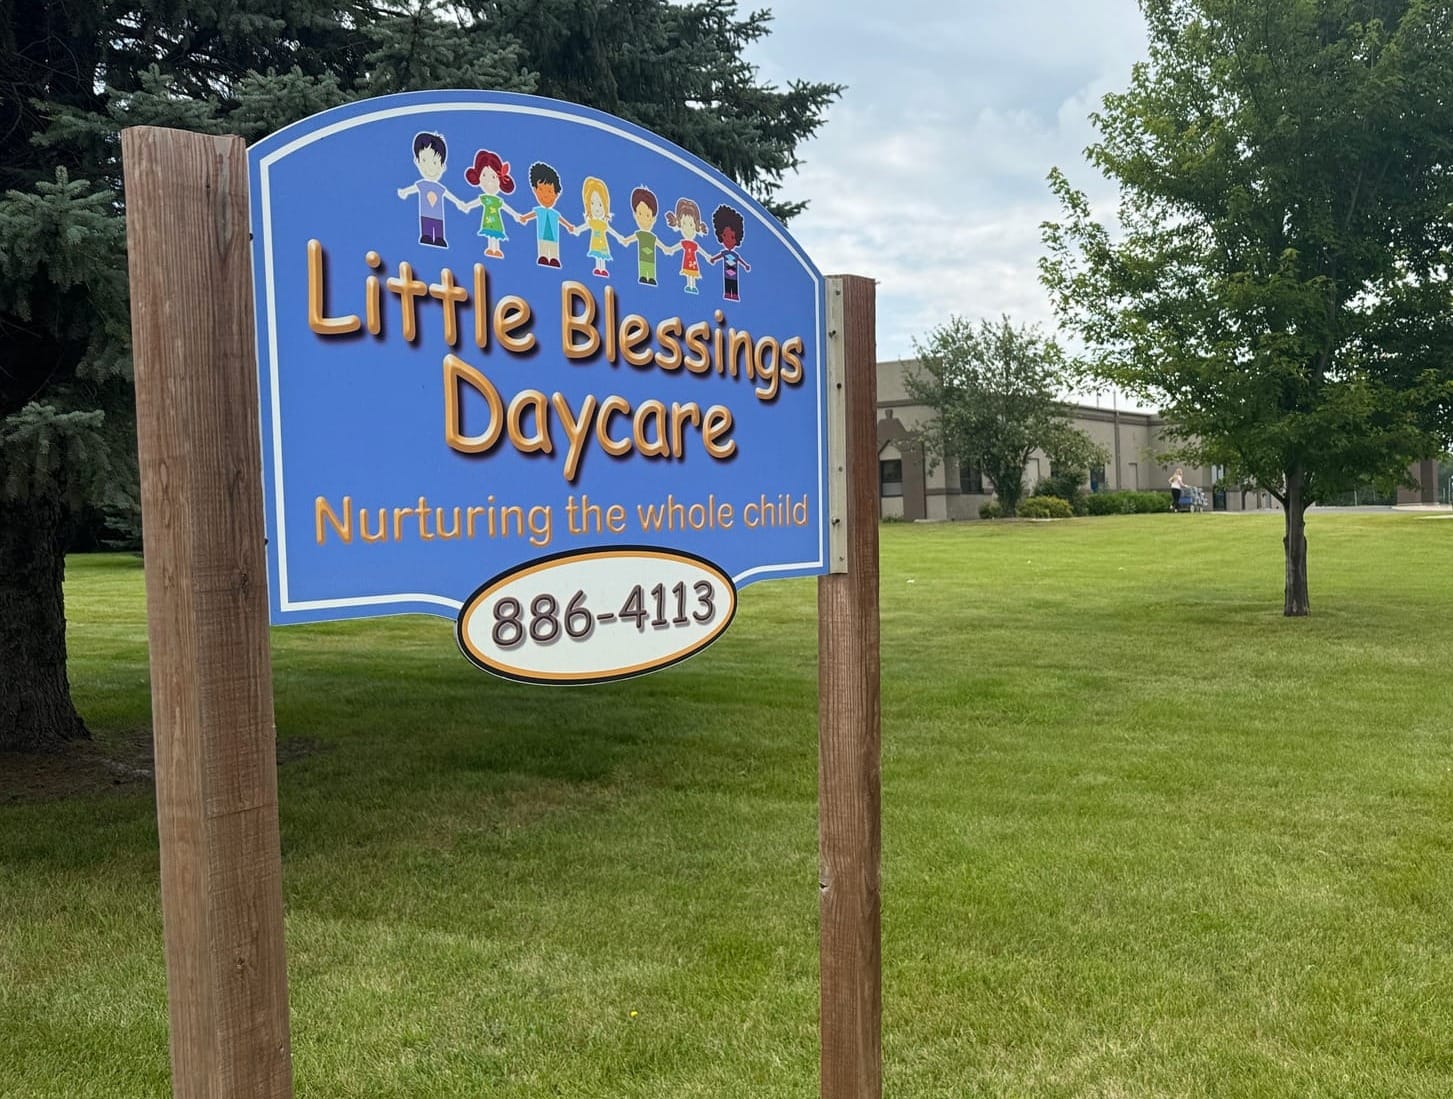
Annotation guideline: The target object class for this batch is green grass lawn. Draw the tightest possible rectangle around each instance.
[3,511,1452,1097]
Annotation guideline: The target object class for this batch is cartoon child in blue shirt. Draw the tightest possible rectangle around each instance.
[513,162,577,267]
[397,132,468,247]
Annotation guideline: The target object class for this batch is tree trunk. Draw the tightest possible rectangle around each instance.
[991,467,1025,516]
[0,496,89,751]
[1282,473,1310,617]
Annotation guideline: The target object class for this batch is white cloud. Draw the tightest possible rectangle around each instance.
[748,0,1149,358]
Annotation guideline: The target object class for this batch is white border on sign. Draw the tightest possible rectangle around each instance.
[258,100,826,615]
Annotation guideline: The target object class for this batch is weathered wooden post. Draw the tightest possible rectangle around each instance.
[819,274,881,1099]
[124,126,294,1099]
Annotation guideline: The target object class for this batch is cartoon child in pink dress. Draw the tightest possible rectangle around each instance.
[664,197,706,294]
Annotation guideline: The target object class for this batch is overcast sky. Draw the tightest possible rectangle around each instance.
[749,0,1149,372]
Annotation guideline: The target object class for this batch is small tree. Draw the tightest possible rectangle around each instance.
[905,316,1107,517]
[1042,0,1453,616]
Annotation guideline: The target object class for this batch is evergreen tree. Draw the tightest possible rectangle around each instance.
[0,0,840,751]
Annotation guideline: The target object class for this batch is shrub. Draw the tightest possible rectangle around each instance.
[979,500,1004,520]
[1018,495,1073,519]
[1131,491,1172,513]
[1034,472,1088,516]
[1085,491,1132,515]
[1083,490,1171,515]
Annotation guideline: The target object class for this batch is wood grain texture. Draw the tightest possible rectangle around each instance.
[123,126,294,1099]
[818,275,881,1099]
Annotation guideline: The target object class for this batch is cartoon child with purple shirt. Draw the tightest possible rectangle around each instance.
[396,132,467,248]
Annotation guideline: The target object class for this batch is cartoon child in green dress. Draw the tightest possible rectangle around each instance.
[609,185,676,285]
[459,149,519,259]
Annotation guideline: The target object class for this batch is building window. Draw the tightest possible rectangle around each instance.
[880,459,903,498]
[958,461,983,494]
[1090,465,1106,492]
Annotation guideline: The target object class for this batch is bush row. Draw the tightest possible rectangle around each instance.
[975,490,1173,520]
[1084,490,1172,515]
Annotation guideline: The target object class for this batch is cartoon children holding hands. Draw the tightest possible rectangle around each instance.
[610,186,676,285]
[459,149,519,259]
[399,138,756,295]
[706,204,751,301]
[513,162,576,267]
[397,132,469,247]
[664,198,707,294]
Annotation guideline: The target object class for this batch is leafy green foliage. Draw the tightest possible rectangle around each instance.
[1085,492,1132,516]
[1034,471,1089,515]
[1085,490,1173,515]
[1018,495,1074,519]
[905,316,1108,518]
[489,0,840,221]
[1042,0,1453,611]
[979,500,1005,520]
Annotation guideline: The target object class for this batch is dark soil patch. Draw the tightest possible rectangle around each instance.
[0,731,326,805]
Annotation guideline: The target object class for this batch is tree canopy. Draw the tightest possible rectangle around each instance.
[905,315,1106,517]
[1041,0,1453,615]
[0,0,840,751]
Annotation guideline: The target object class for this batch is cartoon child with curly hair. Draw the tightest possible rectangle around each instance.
[664,197,706,294]
[706,204,752,301]
[459,149,519,259]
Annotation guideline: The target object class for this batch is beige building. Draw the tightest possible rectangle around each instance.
[875,358,1284,520]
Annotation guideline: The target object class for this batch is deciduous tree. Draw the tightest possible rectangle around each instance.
[905,316,1106,517]
[1042,0,1453,616]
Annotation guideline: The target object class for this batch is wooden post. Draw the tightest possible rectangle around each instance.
[123,127,294,1098]
[818,275,881,1099]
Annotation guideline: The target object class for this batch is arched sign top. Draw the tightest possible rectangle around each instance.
[248,91,822,284]
[248,91,830,680]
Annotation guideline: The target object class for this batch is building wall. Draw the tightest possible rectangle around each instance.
[876,359,1282,519]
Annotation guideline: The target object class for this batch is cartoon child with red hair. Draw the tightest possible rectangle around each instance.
[459,149,519,259]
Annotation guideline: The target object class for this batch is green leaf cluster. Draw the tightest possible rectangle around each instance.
[1042,0,1453,509]
[904,315,1109,517]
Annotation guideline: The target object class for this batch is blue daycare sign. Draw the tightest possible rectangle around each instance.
[248,91,829,681]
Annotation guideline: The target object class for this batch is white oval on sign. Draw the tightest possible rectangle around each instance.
[455,548,738,684]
